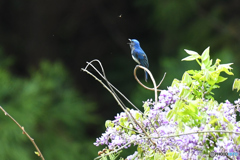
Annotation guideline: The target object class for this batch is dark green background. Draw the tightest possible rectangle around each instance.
[0,0,239,159]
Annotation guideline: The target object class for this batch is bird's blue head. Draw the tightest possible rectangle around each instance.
[128,39,140,49]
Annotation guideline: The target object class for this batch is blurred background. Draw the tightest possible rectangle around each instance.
[0,0,240,159]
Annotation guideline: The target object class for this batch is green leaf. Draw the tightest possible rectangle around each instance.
[192,72,202,81]
[180,88,191,99]
[236,136,240,145]
[182,72,192,86]
[184,49,199,56]
[137,146,143,154]
[187,70,197,75]
[116,126,122,131]
[227,123,234,130]
[119,117,128,126]
[218,103,223,111]
[105,120,114,128]
[203,69,210,81]
[143,102,150,114]
[201,47,210,61]
[232,78,240,92]
[165,150,181,160]
[217,63,234,75]
[171,78,181,87]
[187,103,197,114]
[216,76,227,83]
[201,63,206,70]
[182,49,200,61]
[210,132,217,141]
[200,47,212,71]
[207,71,219,85]
[167,110,174,121]
[223,117,229,123]
[154,153,164,160]
[209,118,218,125]
[135,112,142,120]
[182,55,198,61]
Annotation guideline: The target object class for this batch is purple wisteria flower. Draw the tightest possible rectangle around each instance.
[94,86,240,159]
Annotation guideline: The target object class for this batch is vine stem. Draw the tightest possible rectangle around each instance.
[133,65,166,103]
[0,106,44,160]
[82,64,164,154]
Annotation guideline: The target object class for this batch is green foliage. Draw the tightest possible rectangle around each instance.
[0,51,98,159]
[177,47,233,100]
[169,47,234,127]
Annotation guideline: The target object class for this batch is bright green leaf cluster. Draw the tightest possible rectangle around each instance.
[180,47,233,100]
[170,47,234,128]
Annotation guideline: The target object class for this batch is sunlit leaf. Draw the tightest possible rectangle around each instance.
[201,47,210,61]
[135,112,141,120]
[216,76,227,83]
[209,118,218,125]
[237,136,240,145]
[232,78,240,92]
[184,49,199,56]
[182,72,192,86]
[105,120,114,128]
[182,55,197,61]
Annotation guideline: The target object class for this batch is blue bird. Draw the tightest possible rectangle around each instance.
[128,39,149,82]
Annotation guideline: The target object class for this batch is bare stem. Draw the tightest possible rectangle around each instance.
[83,59,143,114]
[0,106,44,160]
[149,130,240,139]
[82,64,161,150]
[82,60,165,155]
[134,65,166,103]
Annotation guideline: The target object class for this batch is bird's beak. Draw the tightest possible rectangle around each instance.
[127,39,132,45]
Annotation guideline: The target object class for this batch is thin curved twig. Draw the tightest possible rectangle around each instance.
[0,106,44,160]
[84,60,161,139]
[134,65,166,103]
[82,63,142,130]
[151,130,240,139]
[83,59,143,114]
[82,60,164,154]
[157,72,166,88]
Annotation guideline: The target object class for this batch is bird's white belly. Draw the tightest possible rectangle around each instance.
[132,55,140,64]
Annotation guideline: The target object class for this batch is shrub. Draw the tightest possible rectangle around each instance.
[88,48,240,160]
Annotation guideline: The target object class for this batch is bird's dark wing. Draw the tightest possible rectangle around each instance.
[139,54,149,68]
[132,49,148,66]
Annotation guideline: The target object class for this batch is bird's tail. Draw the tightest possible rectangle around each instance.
[144,71,148,82]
